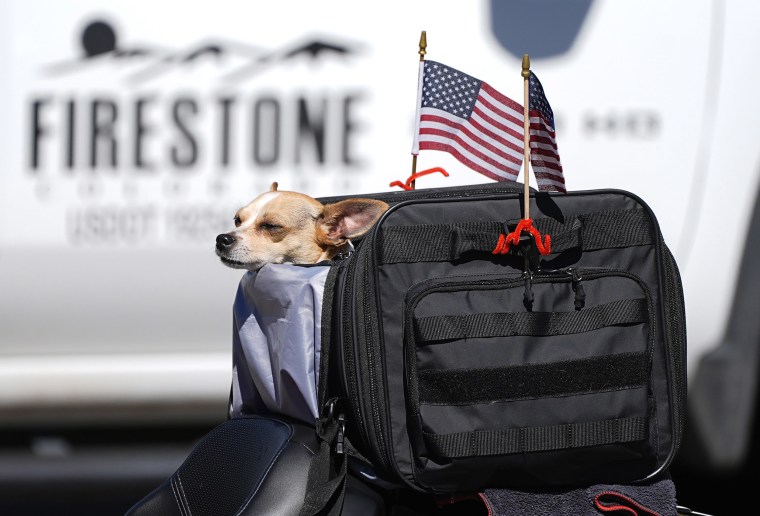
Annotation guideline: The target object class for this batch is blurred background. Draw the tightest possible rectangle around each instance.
[1,0,759,514]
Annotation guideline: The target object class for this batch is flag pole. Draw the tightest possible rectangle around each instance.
[410,31,427,190]
[521,54,531,220]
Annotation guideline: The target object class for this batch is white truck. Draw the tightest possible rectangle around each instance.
[1,0,758,511]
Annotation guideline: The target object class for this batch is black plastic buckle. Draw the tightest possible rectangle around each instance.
[323,397,341,419]
[336,414,346,455]
[504,219,541,272]
[320,398,347,454]
[503,220,518,239]
[317,397,341,433]
[519,233,541,272]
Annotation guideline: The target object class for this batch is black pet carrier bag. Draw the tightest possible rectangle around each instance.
[307,181,686,498]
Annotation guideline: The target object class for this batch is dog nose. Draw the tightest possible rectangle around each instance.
[216,233,237,251]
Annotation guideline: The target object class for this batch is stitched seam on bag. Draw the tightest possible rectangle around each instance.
[652,387,660,458]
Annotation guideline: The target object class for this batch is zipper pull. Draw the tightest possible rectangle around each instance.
[332,251,352,262]
[523,272,534,310]
[571,269,585,310]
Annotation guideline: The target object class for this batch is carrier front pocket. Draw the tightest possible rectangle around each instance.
[403,269,658,489]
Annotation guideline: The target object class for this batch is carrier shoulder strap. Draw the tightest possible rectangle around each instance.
[299,415,348,516]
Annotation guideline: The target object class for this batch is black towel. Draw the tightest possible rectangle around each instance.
[481,474,677,516]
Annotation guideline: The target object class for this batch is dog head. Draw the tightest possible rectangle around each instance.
[216,182,389,270]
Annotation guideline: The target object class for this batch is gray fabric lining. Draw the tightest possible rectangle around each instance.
[230,264,329,424]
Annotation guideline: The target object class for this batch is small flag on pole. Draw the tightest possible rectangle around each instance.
[412,60,524,182]
[528,71,565,193]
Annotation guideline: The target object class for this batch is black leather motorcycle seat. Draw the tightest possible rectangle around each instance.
[125,415,384,516]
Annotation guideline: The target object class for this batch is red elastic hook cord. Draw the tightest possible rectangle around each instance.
[593,491,662,516]
[491,218,551,256]
[389,167,449,191]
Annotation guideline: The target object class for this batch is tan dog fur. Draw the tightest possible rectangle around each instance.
[216,182,389,271]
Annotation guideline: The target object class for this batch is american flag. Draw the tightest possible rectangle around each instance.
[529,71,566,192]
[412,60,524,182]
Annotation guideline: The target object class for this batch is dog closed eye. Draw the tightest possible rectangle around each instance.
[259,222,283,232]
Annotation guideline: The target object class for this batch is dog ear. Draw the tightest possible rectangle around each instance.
[317,199,389,246]
[270,182,278,192]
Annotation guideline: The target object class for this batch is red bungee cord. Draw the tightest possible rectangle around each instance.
[492,218,552,256]
[389,167,449,191]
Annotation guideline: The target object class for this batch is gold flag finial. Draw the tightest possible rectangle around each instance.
[419,31,427,62]
[521,54,530,78]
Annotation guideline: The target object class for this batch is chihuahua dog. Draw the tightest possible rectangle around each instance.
[216,183,389,271]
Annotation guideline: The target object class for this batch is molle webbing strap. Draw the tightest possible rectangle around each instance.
[379,208,653,264]
[415,298,648,343]
[417,352,648,405]
[423,416,648,459]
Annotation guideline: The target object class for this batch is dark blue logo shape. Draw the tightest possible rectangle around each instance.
[490,0,594,59]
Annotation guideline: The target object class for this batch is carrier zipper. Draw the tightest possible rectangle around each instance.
[319,182,524,208]
[343,229,392,474]
[406,267,630,303]
[360,234,392,473]
[340,247,366,443]
[661,245,687,459]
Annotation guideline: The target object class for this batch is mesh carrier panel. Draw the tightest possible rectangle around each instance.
[176,417,291,516]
